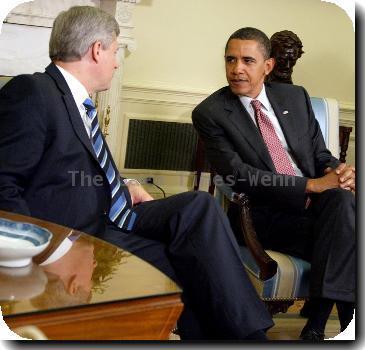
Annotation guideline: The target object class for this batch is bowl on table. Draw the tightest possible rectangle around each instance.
[0,218,52,268]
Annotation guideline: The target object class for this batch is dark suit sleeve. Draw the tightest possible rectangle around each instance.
[0,76,48,215]
[192,107,308,211]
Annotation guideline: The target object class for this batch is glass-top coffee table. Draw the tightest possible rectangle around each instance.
[0,210,183,340]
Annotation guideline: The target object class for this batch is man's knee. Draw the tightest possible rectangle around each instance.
[176,191,221,215]
[322,188,355,206]
[316,188,355,219]
[176,190,213,203]
[191,191,218,208]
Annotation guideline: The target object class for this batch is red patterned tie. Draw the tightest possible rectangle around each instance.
[251,99,296,175]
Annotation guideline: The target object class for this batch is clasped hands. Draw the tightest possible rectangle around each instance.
[125,164,356,202]
[306,163,355,194]
[125,163,357,202]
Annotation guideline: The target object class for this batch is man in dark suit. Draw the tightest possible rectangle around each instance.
[0,8,273,340]
[192,27,355,340]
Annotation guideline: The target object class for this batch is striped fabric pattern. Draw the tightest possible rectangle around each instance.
[83,98,137,231]
[0,218,52,247]
[239,246,310,300]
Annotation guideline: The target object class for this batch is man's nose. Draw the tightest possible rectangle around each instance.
[232,61,244,74]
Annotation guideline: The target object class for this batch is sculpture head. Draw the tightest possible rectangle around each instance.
[268,30,304,84]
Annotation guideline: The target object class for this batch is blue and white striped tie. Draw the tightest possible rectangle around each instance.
[83,98,137,231]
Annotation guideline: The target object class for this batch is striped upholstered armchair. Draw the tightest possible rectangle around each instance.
[194,97,340,314]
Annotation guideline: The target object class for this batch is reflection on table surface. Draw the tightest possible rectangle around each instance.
[0,216,181,318]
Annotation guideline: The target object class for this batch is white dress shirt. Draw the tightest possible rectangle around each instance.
[239,86,303,176]
[55,65,139,185]
[55,65,92,138]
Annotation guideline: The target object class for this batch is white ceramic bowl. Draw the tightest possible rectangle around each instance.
[0,218,52,267]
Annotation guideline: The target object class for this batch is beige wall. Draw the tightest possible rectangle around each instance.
[120,0,355,191]
[2,0,354,193]
[124,0,354,105]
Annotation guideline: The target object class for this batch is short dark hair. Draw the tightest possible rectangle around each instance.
[225,27,271,59]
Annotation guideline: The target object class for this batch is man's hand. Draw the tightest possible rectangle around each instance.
[306,170,340,193]
[308,164,356,193]
[126,180,154,206]
[335,164,355,192]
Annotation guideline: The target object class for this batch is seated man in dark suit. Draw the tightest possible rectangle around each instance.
[192,27,355,340]
[0,7,273,340]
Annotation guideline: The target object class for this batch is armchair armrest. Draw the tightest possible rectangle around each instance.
[216,182,278,281]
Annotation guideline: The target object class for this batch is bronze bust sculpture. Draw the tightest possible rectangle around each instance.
[267,30,304,84]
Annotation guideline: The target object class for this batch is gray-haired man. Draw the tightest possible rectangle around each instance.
[0,6,273,340]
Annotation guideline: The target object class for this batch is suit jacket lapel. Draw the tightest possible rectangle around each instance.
[45,63,99,163]
[224,89,276,171]
[265,84,299,155]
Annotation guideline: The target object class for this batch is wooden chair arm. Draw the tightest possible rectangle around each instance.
[339,126,353,163]
[230,192,278,281]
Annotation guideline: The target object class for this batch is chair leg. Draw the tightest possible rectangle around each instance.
[339,126,352,163]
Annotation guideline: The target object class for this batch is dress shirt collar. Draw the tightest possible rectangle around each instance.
[239,85,271,112]
[55,64,90,111]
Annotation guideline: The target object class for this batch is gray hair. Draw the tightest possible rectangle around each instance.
[49,6,120,62]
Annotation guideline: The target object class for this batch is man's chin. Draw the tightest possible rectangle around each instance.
[229,85,248,97]
[96,84,111,93]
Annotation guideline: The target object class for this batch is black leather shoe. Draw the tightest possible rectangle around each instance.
[300,326,325,341]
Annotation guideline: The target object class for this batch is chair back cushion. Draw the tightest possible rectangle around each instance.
[310,97,339,158]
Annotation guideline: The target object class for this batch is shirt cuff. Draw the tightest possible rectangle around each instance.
[123,178,141,185]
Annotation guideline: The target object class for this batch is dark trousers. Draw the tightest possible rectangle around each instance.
[228,188,355,303]
[99,191,273,340]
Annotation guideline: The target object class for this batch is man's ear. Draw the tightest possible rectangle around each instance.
[67,274,78,295]
[264,57,275,75]
[91,41,103,63]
